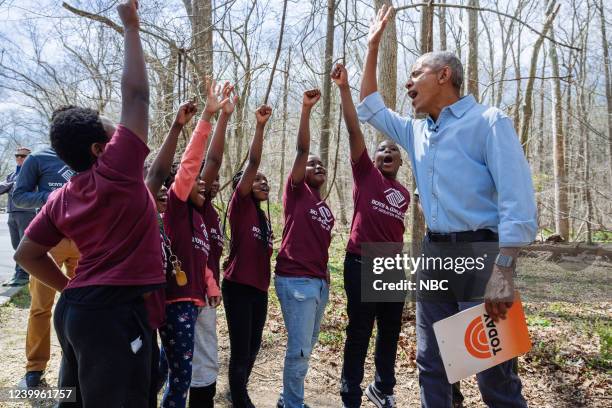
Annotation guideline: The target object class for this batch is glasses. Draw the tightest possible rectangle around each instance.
[15,154,27,158]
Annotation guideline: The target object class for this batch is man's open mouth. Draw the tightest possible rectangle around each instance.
[408,90,418,99]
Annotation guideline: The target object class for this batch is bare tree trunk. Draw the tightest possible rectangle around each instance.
[467,0,479,100]
[420,1,435,53]
[191,0,213,97]
[519,0,559,153]
[494,2,521,108]
[409,2,433,255]
[596,0,612,189]
[550,27,569,241]
[319,0,336,195]
[150,48,178,147]
[511,32,522,132]
[536,56,546,236]
[578,9,593,243]
[438,0,447,51]
[579,83,593,244]
[481,13,496,104]
[278,53,290,202]
[375,0,398,144]
[334,173,349,226]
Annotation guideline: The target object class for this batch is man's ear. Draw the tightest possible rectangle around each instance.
[90,143,105,158]
[438,66,451,85]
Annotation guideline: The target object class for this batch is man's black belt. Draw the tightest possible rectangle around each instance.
[426,229,498,242]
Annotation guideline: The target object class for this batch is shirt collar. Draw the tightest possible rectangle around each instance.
[447,94,476,118]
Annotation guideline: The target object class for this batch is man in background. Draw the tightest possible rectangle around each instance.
[0,147,36,287]
[12,124,79,388]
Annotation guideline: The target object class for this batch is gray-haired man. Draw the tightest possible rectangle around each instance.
[357,6,536,408]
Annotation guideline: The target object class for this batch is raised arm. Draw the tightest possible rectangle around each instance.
[173,80,230,202]
[332,64,366,162]
[360,4,393,101]
[291,89,320,184]
[236,105,272,197]
[202,82,237,190]
[145,100,198,196]
[117,0,149,143]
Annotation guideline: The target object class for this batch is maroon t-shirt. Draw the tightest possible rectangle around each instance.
[162,188,210,303]
[25,125,164,289]
[223,192,272,292]
[275,176,334,279]
[346,149,410,255]
[200,199,223,284]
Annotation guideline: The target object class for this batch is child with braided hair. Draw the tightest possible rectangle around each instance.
[222,105,273,408]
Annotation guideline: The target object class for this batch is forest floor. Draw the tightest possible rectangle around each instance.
[0,236,610,407]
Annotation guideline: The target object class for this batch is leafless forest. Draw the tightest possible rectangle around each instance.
[0,0,611,243]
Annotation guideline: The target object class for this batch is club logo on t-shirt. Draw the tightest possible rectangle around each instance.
[59,165,75,182]
[192,223,210,255]
[385,188,407,209]
[252,223,273,247]
[209,226,224,247]
[309,204,333,232]
[318,205,333,223]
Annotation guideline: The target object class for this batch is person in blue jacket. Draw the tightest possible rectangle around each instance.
[0,147,36,286]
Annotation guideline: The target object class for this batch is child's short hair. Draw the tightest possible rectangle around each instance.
[49,107,109,172]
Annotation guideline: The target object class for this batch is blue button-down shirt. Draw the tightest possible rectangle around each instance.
[357,91,537,247]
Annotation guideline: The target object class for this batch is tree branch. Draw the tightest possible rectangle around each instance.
[61,2,204,80]
[394,2,580,51]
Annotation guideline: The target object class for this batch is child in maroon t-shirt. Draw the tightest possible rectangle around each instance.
[14,2,163,406]
[143,99,199,407]
[190,173,225,407]
[222,105,273,408]
[332,63,410,408]
[274,89,335,408]
[158,82,235,408]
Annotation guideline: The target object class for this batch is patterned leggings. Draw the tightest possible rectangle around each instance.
[159,301,199,408]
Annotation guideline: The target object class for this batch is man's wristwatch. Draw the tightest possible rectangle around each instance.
[494,253,515,268]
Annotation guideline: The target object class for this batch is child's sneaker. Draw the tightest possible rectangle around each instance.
[365,382,396,408]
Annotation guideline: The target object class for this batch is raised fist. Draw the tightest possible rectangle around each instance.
[331,63,349,88]
[174,100,198,126]
[303,89,321,107]
[117,0,140,30]
[255,105,272,125]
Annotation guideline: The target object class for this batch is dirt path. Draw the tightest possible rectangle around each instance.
[0,289,610,408]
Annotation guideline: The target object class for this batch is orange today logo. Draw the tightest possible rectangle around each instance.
[464,314,503,359]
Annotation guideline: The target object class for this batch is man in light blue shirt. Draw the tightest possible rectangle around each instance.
[356,6,536,408]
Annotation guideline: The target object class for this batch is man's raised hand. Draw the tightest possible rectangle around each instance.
[303,89,321,108]
[117,0,140,30]
[367,4,393,48]
[255,105,272,126]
